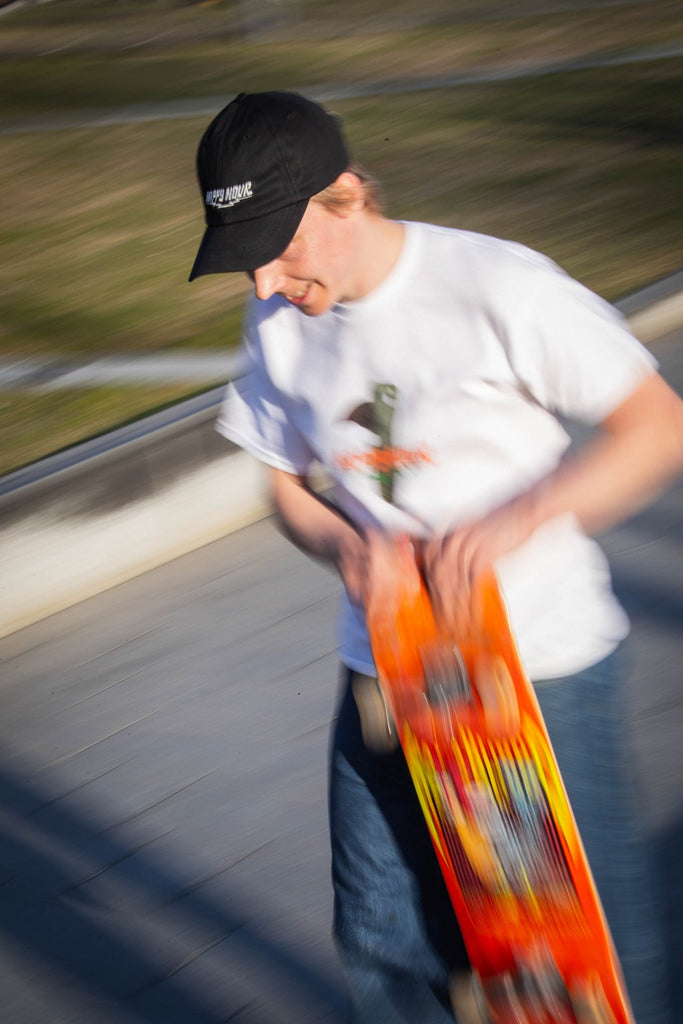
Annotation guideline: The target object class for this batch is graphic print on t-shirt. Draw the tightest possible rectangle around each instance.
[334,383,433,504]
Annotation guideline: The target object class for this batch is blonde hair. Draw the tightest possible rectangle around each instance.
[312,163,384,215]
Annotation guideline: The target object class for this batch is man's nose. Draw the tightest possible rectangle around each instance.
[252,262,284,301]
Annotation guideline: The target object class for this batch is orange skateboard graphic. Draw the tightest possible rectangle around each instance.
[366,544,634,1024]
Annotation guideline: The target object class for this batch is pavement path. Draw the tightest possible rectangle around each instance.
[0,326,681,1022]
[1,38,682,137]
[0,521,348,1024]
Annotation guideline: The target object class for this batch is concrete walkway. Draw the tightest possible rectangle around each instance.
[0,519,348,1024]
[2,38,683,138]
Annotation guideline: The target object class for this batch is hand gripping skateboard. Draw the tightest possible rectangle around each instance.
[365,543,635,1024]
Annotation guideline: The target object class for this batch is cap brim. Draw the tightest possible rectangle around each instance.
[189,199,308,281]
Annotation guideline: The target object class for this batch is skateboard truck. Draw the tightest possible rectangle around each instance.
[422,641,473,708]
[353,641,473,754]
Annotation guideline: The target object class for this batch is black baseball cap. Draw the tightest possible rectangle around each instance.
[189,91,350,280]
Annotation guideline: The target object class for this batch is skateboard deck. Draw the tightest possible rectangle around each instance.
[367,544,634,1024]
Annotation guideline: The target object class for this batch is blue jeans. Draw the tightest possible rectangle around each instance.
[534,643,668,1024]
[329,645,669,1024]
[330,669,466,1023]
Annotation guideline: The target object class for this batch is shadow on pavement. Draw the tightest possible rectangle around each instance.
[0,766,349,1024]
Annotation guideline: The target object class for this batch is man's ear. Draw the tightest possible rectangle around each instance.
[331,170,366,213]
[333,170,362,189]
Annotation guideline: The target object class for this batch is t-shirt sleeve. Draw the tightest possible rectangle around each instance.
[502,265,658,424]
[216,317,315,476]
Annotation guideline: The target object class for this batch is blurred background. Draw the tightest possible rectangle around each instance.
[1,0,682,476]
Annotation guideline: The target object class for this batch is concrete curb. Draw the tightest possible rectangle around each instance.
[1,276,682,639]
[0,451,269,638]
[0,387,269,638]
[617,268,683,344]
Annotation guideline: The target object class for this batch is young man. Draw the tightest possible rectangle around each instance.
[190,91,683,1023]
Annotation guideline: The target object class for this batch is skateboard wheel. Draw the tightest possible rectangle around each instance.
[476,653,521,737]
[570,975,620,1024]
[449,970,490,1024]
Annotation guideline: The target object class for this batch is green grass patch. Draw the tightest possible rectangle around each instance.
[0,383,215,479]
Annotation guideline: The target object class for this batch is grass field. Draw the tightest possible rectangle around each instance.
[1,0,682,475]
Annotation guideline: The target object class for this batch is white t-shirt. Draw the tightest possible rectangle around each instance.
[218,222,657,679]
